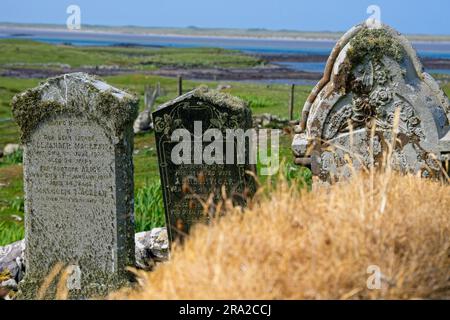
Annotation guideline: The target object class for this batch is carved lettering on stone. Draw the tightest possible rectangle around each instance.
[12,73,138,299]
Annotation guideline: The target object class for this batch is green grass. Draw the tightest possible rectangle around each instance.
[0,163,24,245]
[237,94,277,110]
[0,77,40,146]
[0,39,262,70]
[0,71,448,246]
[104,74,312,118]
[0,72,311,247]
[0,39,448,246]
[443,83,450,97]
[133,133,161,190]
[0,149,23,167]
[283,162,313,189]
[0,221,23,246]
[0,73,310,147]
[134,180,166,232]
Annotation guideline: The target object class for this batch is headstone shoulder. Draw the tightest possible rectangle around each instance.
[12,72,139,143]
[155,86,249,112]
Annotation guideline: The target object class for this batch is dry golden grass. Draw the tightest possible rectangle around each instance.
[111,169,450,300]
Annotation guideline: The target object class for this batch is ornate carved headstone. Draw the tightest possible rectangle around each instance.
[292,23,450,182]
[12,73,138,299]
[153,87,255,242]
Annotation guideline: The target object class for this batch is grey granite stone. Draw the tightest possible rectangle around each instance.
[293,23,450,182]
[3,144,20,156]
[135,227,169,269]
[0,240,25,282]
[1,279,18,290]
[11,73,138,299]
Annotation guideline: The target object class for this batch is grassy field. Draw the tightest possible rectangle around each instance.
[0,39,263,70]
[0,42,310,245]
[0,39,449,247]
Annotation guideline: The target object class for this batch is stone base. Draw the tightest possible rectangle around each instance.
[1,228,169,300]
[16,272,133,300]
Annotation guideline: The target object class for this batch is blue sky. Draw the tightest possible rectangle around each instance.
[0,0,449,35]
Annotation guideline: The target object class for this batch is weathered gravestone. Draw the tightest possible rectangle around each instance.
[292,23,450,182]
[12,73,138,299]
[153,86,256,242]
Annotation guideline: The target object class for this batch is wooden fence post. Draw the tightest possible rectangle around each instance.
[177,76,183,96]
[289,84,295,121]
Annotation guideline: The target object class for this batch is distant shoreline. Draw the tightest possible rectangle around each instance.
[0,24,341,43]
[1,23,449,82]
[1,26,338,43]
[1,22,450,43]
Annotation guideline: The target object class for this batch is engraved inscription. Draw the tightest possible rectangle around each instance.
[25,115,117,274]
[154,93,254,242]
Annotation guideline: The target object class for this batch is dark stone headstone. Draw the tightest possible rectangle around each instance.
[153,87,256,242]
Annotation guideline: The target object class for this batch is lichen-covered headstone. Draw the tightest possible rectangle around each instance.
[153,87,256,243]
[292,23,450,182]
[12,73,138,299]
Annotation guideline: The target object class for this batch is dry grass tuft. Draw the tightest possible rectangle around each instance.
[111,169,449,300]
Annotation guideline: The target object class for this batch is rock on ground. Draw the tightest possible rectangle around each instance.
[253,113,290,129]
[0,227,169,293]
[3,144,20,156]
[0,279,18,290]
[0,240,25,283]
[133,109,153,134]
[135,227,169,269]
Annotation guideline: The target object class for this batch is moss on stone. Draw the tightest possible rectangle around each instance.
[17,269,134,300]
[0,269,11,282]
[11,73,139,143]
[96,90,139,137]
[192,85,248,111]
[12,89,64,143]
[347,27,404,65]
